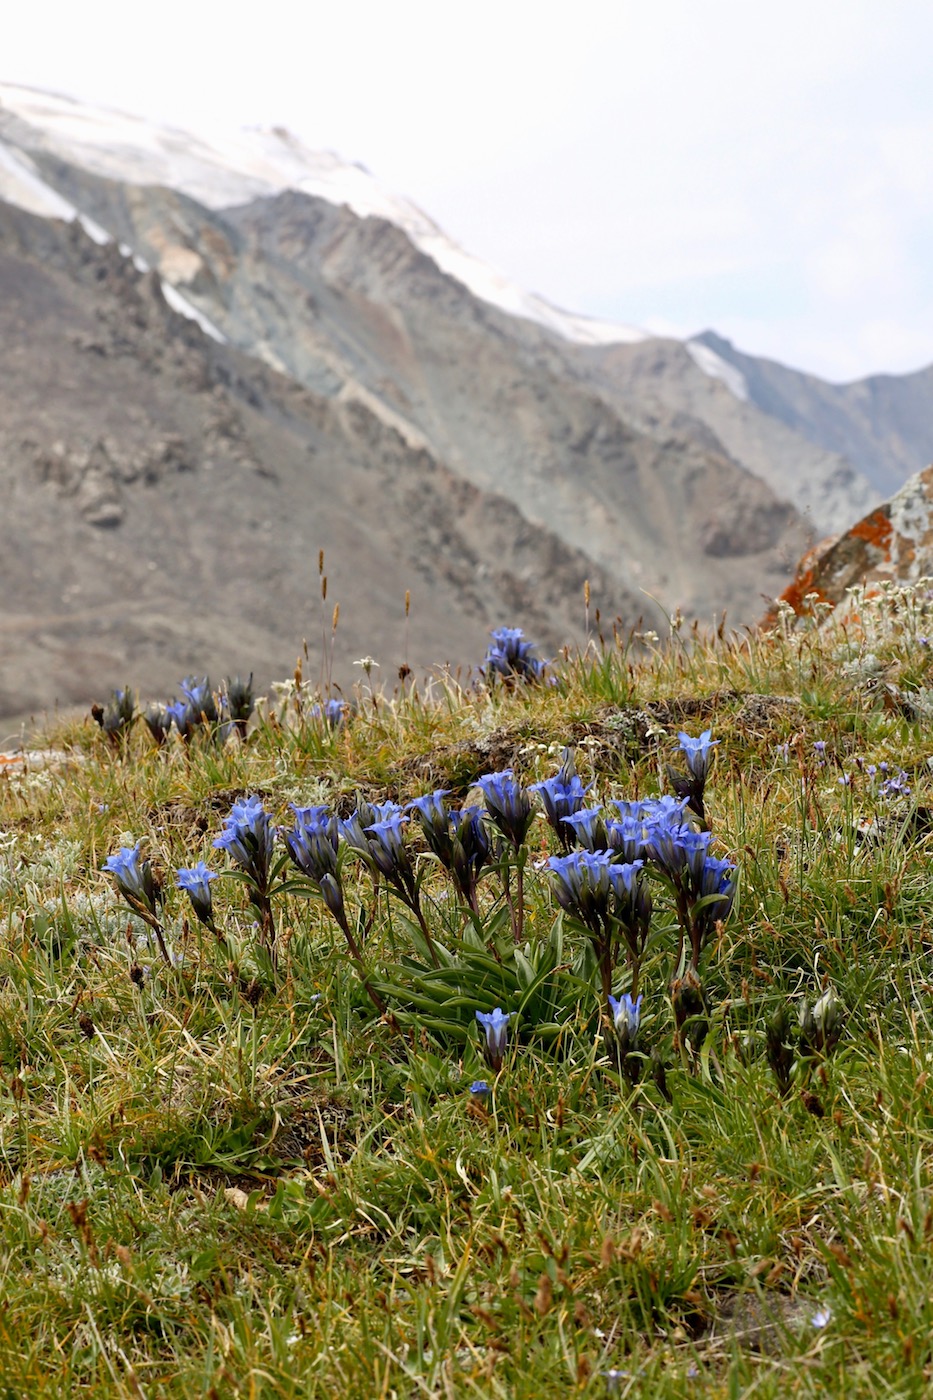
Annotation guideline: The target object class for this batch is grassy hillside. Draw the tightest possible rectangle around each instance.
[1,589,932,1397]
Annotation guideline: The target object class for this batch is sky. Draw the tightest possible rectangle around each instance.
[5,0,933,383]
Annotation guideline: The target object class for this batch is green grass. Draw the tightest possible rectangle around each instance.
[3,586,933,1395]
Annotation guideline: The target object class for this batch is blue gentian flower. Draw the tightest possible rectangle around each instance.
[608,992,642,1041]
[561,806,608,852]
[180,676,217,724]
[476,1008,511,1071]
[340,800,404,859]
[613,796,689,827]
[408,790,454,865]
[469,1079,492,1103]
[678,729,719,785]
[165,698,196,740]
[176,861,217,926]
[213,794,276,888]
[531,749,592,848]
[365,812,412,879]
[697,855,737,915]
[284,804,340,881]
[481,627,546,683]
[346,803,435,958]
[104,843,158,914]
[476,769,534,849]
[548,849,615,929]
[606,816,650,863]
[311,698,347,729]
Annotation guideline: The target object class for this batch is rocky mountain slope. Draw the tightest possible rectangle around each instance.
[2,83,932,725]
[0,200,639,727]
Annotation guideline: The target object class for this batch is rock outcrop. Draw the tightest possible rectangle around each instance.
[765,463,933,623]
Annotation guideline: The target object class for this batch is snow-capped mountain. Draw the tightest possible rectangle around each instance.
[0,81,648,349]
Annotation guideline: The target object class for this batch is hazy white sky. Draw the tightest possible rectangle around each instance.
[6,0,933,382]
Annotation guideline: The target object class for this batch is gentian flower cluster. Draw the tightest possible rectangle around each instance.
[137,675,253,747]
[180,676,218,725]
[476,770,534,851]
[548,850,652,998]
[408,791,491,910]
[213,795,278,955]
[532,748,593,850]
[481,627,547,684]
[644,819,736,969]
[214,795,276,888]
[341,800,440,965]
[91,688,136,747]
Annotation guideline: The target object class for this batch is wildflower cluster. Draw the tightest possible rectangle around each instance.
[481,627,547,684]
[101,722,738,1088]
[94,674,255,749]
[91,688,136,747]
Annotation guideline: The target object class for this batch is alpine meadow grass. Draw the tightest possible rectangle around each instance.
[2,590,933,1397]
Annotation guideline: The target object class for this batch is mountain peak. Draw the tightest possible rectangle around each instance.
[0,81,648,349]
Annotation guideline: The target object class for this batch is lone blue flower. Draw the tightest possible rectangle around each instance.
[176,861,218,926]
[678,729,719,785]
[608,992,642,1041]
[476,1007,511,1072]
[104,844,158,916]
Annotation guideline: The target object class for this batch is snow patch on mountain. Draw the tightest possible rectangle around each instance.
[0,82,648,350]
[0,120,225,342]
[686,340,749,402]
